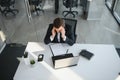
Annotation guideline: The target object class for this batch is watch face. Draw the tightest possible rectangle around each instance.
[38,54,44,62]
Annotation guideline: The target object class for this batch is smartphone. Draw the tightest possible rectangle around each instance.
[80,50,94,60]
[38,54,44,62]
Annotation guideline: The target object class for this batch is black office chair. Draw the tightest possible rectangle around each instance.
[0,0,19,16]
[62,0,78,18]
[29,0,44,16]
[63,18,77,43]
[44,18,77,45]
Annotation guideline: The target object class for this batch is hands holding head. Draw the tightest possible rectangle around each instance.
[60,27,66,39]
[45,17,75,45]
[50,17,66,41]
[51,26,66,40]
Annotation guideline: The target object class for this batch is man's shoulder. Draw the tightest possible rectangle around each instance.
[65,24,71,29]
[49,23,54,26]
[65,24,71,27]
[65,24,74,34]
[65,24,72,30]
[49,24,54,29]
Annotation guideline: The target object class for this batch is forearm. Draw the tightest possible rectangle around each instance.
[64,35,75,46]
[50,35,55,41]
[44,33,53,44]
[44,36,51,44]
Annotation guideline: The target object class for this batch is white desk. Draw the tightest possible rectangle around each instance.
[14,42,120,80]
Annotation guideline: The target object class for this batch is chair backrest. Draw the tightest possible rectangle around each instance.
[62,18,77,43]
[63,0,78,8]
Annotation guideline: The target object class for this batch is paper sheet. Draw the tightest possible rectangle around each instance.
[50,43,67,56]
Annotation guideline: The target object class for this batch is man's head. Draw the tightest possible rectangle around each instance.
[53,17,64,28]
[53,17,65,33]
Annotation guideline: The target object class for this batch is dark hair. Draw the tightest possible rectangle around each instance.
[53,18,64,28]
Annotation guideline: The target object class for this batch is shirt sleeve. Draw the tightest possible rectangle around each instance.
[63,36,66,41]
[50,35,54,41]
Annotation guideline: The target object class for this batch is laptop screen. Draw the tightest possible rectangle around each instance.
[54,56,79,69]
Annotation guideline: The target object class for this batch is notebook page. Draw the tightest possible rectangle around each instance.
[50,43,66,56]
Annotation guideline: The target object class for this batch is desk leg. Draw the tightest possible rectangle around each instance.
[55,0,59,14]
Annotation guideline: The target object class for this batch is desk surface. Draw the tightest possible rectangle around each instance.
[14,42,120,80]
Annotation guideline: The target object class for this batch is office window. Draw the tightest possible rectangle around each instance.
[106,0,114,9]
[105,0,120,25]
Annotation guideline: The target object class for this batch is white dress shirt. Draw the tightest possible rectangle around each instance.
[50,32,66,42]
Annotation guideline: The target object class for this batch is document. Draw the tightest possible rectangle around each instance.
[50,43,67,56]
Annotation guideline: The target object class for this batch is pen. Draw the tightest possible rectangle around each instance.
[66,49,69,54]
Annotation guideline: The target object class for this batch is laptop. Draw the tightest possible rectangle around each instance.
[52,56,79,69]
[49,44,80,69]
[52,55,80,69]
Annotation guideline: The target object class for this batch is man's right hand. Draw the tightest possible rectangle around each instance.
[51,28,56,38]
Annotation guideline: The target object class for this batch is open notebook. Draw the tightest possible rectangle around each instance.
[49,44,67,56]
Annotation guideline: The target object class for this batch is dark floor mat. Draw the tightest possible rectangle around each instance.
[0,43,26,80]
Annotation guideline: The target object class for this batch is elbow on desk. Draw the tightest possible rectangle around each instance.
[66,41,74,46]
[44,39,50,44]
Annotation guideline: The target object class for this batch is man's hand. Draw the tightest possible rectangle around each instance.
[60,28,66,39]
[51,27,56,38]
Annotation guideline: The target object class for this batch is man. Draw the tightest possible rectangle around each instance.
[44,17,75,46]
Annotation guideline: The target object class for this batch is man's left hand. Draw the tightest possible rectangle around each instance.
[60,28,66,39]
